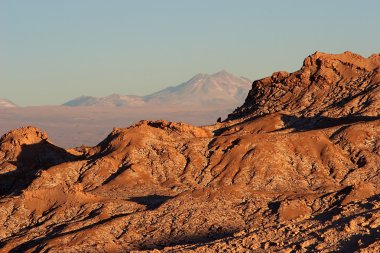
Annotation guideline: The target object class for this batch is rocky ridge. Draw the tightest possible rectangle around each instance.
[229,51,380,119]
[0,52,379,252]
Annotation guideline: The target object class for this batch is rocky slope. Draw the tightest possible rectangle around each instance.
[229,51,380,119]
[0,52,379,252]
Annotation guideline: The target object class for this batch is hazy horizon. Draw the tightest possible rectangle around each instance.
[1,0,380,106]
[2,69,250,107]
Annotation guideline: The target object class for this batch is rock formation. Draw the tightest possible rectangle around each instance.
[0,52,379,252]
[230,52,380,119]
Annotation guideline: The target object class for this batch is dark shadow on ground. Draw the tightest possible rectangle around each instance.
[102,163,132,185]
[0,140,80,196]
[310,186,353,222]
[7,212,131,253]
[214,114,380,138]
[138,229,237,251]
[280,115,380,132]
[285,194,380,252]
[214,115,262,136]
[129,195,174,210]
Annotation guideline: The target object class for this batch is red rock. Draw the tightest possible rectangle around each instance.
[0,52,380,252]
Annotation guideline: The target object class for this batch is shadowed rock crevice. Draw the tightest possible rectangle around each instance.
[0,139,79,196]
[129,195,174,210]
[280,115,380,132]
[102,163,133,185]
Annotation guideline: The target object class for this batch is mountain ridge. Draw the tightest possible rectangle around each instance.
[228,51,380,120]
[63,70,251,107]
[0,99,17,108]
[1,52,380,252]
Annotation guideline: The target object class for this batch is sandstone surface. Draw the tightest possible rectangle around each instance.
[1,52,379,252]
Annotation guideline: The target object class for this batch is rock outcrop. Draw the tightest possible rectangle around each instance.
[0,52,379,252]
[229,51,380,119]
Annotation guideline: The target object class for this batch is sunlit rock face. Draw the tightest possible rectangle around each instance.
[1,52,380,252]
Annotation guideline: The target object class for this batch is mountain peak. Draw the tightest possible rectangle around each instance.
[64,71,252,108]
[144,70,252,107]
[210,70,236,78]
[213,69,228,75]
[0,98,17,108]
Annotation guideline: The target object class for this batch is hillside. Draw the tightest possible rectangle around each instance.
[0,52,379,252]
[229,51,380,119]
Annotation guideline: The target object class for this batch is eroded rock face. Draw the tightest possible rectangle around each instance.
[0,126,77,196]
[229,51,380,119]
[0,126,49,162]
[0,52,380,252]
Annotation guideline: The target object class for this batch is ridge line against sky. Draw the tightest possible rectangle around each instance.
[1,0,380,106]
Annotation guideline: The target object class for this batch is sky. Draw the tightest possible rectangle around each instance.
[1,0,380,106]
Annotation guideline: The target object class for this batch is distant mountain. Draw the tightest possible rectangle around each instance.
[63,70,251,108]
[0,99,17,108]
[145,70,251,106]
[63,94,145,107]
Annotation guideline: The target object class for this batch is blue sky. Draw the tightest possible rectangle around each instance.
[1,0,380,106]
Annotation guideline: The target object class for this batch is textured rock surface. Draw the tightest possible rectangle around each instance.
[0,52,379,252]
[229,51,380,119]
